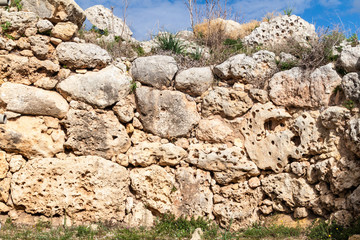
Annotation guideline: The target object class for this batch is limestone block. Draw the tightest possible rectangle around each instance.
[202,87,253,118]
[0,116,65,158]
[0,83,69,118]
[11,156,129,222]
[56,42,111,70]
[62,103,130,159]
[175,67,214,96]
[135,87,200,138]
[57,65,131,108]
[131,55,178,89]
[51,22,78,41]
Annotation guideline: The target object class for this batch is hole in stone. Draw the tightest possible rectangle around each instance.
[291,135,301,147]
[277,163,282,168]
[271,140,275,145]
[277,157,281,161]
[268,152,272,156]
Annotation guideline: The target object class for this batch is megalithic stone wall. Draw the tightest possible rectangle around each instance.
[0,0,359,230]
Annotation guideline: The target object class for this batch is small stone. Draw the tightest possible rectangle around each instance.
[36,19,54,33]
[50,37,62,46]
[25,28,37,37]
[294,207,308,218]
[51,22,78,41]
[132,117,143,129]
[75,69,87,74]
[248,177,260,188]
[9,155,25,173]
[0,202,10,213]
[190,228,203,240]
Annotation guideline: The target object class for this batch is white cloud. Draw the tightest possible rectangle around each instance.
[351,0,360,12]
[319,0,341,7]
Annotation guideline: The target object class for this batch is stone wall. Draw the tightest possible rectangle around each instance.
[0,0,359,230]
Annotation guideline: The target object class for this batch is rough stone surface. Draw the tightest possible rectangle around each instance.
[0,83,69,118]
[174,167,213,218]
[269,64,341,107]
[9,155,26,173]
[187,144,259,185]
[0,11,37,35]
[56,42,111,70]
[57,65,131,108]
[346,118,360,157]
[244,15,317,47]
[342,72,360,101]
[51,22,78,41]
[85,5,133,41]
[21,0,86,27]
[135,87,200,138]
[214,51,277,83]
[0,54,60,85]
[202,87,253,118]
[130,165,175,214]
[28,35,51,59]
[213,182,264,230]
[36,19,54,33]
[196,116,243,143]
[321,106,350,130]
[261,173,317,208]
[339,46,360,72]
[131,56,178,89]
[113,95,135,123]
[62,102,131,159]
[0,116,65,158]
[127,142,187,167]
[11,156,129,222]
[175,67,214,96]
[0,151,8,179]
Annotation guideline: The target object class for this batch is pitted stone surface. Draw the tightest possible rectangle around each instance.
[187,144,259,185]
[11,156,129,222]
[130,165,175,214]
[342,72,360,100]
[128,142,187,167]
[214,51,277,83]
[339,46,360,72]
[244,15,316,47]
[213,182,264,230]
[202,87,253,119]
[135,87,200,138]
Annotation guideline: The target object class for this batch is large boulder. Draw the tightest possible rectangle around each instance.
[11,156,129,222]
[130,55,178,89]
[243,15,317,47]
[21,0,86,27]
[57,65,131,108]
[202,87,253,118]
[269,63,341,108]
[135,87,200,138]
[130,165,175,214]
[173,167,214,218]
[213,182,264,230]
[0,116,65,158]
[56,42,111,70]
[342,72,360,100]
[261,173,317,208]
[339,46,360,72]
[187,144,259,185]
[0,83,69,118]
[62,102,131,159]
[214,51,277,83]
[175,67,214,96]
[85,5,133,41]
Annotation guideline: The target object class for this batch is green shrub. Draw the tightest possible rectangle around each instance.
[347,33,359,47]
[283,7,293,16]
[279,60,297,70]
[156,33,185,54]
[308,219,360,240]
[343,99,355,110]
[5,0,22,11]
[223,38,244,52]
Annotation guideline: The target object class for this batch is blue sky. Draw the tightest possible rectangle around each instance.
[76,0,360,40]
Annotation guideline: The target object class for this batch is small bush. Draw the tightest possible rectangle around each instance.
[279,60,297,71]
[156,33,185,54]
[343,99,355,110]
[308,219,360,240]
